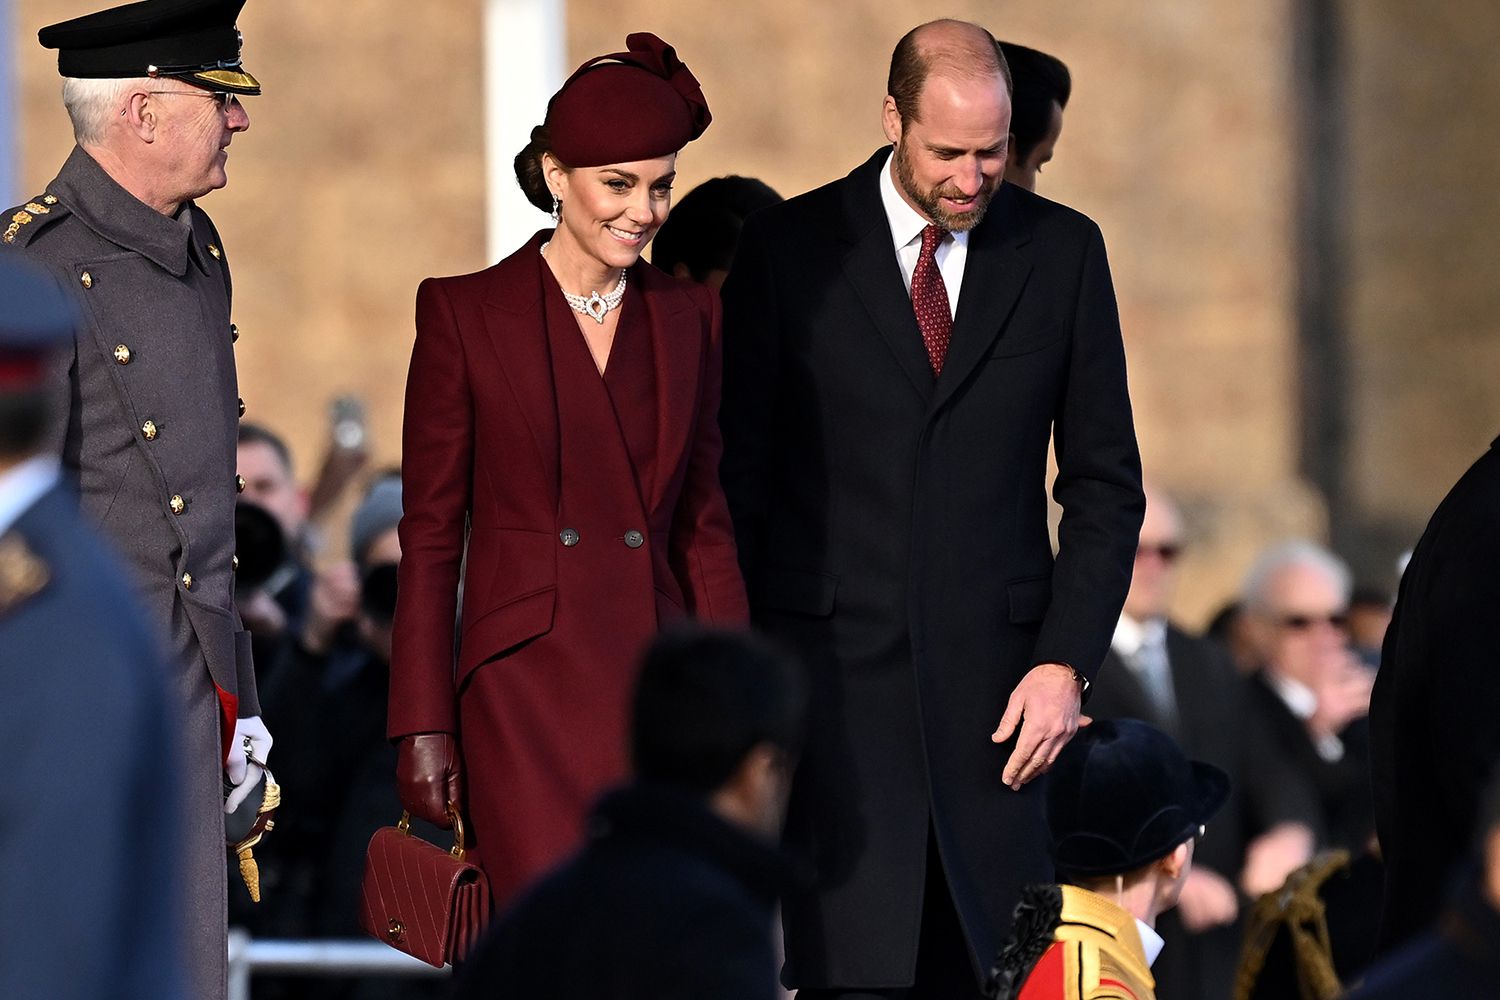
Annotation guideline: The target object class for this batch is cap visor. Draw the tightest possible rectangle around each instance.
[191,67,260,95]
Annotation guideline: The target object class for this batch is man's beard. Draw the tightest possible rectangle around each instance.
[893,139,999,232]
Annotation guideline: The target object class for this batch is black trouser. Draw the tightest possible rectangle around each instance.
[799,826,987,1000]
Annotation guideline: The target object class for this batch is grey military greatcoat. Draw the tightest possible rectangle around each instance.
[2,145,260,999]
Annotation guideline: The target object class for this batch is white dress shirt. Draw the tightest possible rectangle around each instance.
[0,455,61,536]
[1137,919,1165,967]
[877,149,969,318]
[1111,614,1178,724]
[1265,671,1346,763]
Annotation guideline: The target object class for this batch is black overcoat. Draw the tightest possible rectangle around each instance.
[719,149,1144,989]
[1371,435,1500,952]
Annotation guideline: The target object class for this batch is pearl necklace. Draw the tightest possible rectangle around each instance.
[540,242,626,324]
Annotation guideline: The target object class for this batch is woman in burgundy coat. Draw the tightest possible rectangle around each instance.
[388,33,748,908]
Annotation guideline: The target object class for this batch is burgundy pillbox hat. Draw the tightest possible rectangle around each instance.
[546,32,711,168]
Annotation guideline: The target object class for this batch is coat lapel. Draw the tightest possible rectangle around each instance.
[482,235,561,501]
[930,185,1033,415]
[838,152,934,404]
[637,267,701,512]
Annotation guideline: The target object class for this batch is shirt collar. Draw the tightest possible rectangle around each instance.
[0,456,61,537]
[1136,919,1166,967]
[1112,614,1166,659]
[877,148,970,254]
[1266,671,1319,720]
[51,145,196,276]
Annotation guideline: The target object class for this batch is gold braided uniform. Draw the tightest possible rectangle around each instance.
[1017,886,1157,1000]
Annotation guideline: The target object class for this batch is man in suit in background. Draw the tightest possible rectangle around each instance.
[720,19,1144,997]
[1240,542,1376,855]
[0,256,189,1000]
[1087,484,1319,1000]
[1371,434,1500,953]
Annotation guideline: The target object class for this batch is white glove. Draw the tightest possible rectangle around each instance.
[225,715,273,814]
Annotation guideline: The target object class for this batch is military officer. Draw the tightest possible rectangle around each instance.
[0,255,191,999]
[1,1,269,995]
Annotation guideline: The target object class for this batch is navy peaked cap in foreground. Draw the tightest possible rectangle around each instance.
[39,0,260,94]
[1047,718,1230,877]
[0,256,77,386]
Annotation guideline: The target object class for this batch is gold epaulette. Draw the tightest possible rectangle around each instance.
[2,194,62,245]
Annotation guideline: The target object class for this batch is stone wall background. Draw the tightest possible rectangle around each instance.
[12,0,1498,624]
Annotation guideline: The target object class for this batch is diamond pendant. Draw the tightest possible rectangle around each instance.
[583,292,608,323]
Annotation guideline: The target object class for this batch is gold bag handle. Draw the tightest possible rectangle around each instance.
[396,801,467,860]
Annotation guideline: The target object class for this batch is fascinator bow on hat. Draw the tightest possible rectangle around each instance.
[545,32,711,167]
[1045,718,1230,878]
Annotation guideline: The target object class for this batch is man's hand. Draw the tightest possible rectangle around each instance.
[238,587,288,638]
[1240,821,1315,897]
[992,662,1087,790]
[225,716,273,813]
[301,560,361,654]
[1309,651,1374,740]
[1176,866,1240,932]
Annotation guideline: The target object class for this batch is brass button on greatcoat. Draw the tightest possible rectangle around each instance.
[623,530,645,549]
[230,323,239,343]
[559,528,580,547]
[169,494,185,515]
[113,343,132,365]
[232,555,240,572]
[208,244,221,260]
[235,474,247,493]
[141,420,158,441]
[181,572,193,590]
[80,271,92,289]
[238,397,246,418]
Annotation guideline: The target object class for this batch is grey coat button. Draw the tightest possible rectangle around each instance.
[623,530,645,549]
[559,528,580,547]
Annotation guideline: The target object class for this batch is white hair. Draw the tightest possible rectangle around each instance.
[61,77,148,145]
[1240,539,1352,612]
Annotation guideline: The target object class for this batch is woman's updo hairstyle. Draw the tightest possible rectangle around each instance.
[514,32,712,215]
[513,123,557,213]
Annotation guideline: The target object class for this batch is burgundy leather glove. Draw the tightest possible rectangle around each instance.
[396,732,464,829]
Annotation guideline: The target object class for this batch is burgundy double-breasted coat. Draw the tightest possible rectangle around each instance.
[390,232,748,905]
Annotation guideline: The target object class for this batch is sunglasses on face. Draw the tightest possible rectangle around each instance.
[1135,543,1182,563]
[1276,611,1349,631]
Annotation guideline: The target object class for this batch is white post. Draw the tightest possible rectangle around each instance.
[484,0,567,262]
[0,0,18,204]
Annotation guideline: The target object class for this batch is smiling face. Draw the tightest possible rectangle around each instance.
[884,69,1010,231]
[142,82,250,203]
[546,153,678,271]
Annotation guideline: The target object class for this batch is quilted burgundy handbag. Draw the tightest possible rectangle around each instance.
[359,804,491,968]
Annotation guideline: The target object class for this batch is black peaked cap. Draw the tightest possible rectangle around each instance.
[39,0,260,95]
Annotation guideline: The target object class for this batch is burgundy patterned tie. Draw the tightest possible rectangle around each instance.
[911,223,952,375]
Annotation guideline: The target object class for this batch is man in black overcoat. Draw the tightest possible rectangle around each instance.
[719,20,1144,997]
[1371,434,1500,953]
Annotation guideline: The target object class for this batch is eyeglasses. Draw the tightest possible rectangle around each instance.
[121,90,240,117]
[146,89,241,111]
[1276,611,1349,631]
[1135,542,1182,563]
